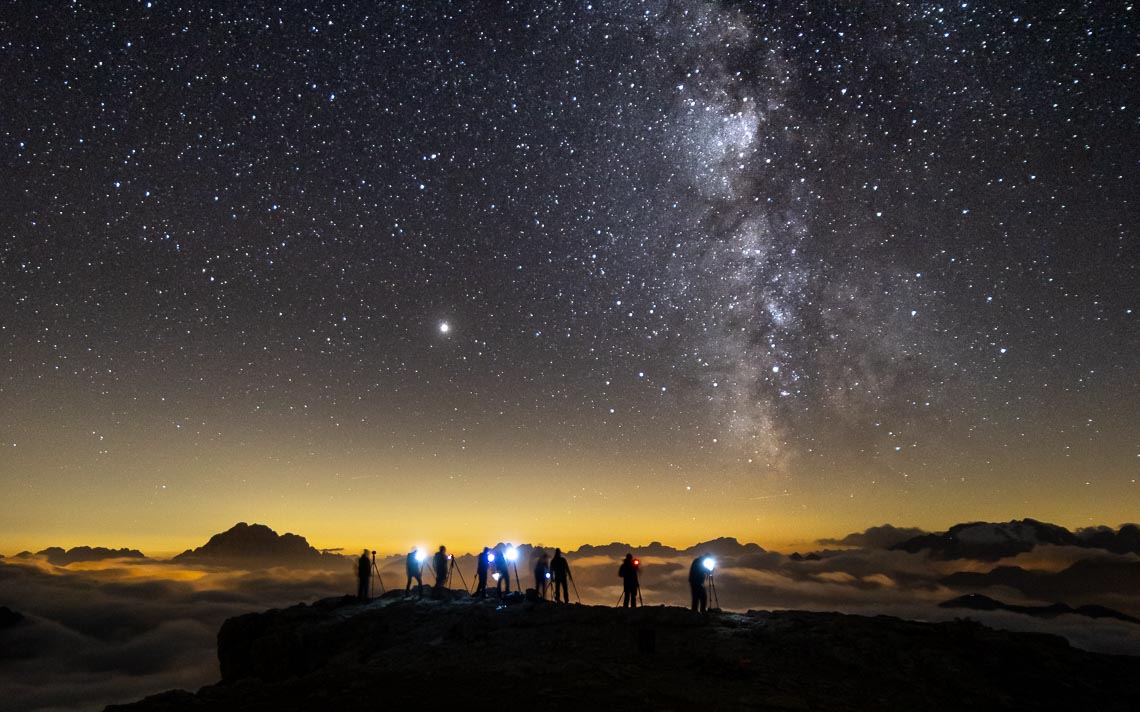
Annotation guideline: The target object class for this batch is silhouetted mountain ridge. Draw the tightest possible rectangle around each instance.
[567,537,764,559]
[818,523,929,549]
[940,593,1140,625]
[940,558,1140,609]
[34,546,147,566]
[891,519,1140,560]
[172,522,346,569]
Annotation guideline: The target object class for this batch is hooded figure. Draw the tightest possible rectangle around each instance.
[618,553,639,608]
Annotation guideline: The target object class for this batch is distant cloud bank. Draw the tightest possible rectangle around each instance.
[1,519,1138,711]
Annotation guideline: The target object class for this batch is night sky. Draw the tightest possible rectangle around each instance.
[2,1,1135,553]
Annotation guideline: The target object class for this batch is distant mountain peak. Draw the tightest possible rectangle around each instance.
[172,522,345,569]
[939,593,1140,625]
[684,537,766,556]
[34,546,146,566]
[891,519,1139,561]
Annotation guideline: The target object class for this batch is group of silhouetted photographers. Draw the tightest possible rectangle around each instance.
[358,546,718,612]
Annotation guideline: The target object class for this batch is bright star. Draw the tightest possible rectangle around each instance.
[439,322,450,334]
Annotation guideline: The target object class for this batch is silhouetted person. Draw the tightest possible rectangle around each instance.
[433,546,448,597]
[550,548,571,603]
[476,547,492,597]
[357,549,371,602]
[534,551,549,599]
[688,556,708,612]
[405,549,423,597]
[618,553,639,608]
[495,545,511,593]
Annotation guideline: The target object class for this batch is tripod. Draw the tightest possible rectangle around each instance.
[567,570,581,604]
[616,583,643,607]
[445,556,469,592]
[708,573,719,609]
[369,551,386,599]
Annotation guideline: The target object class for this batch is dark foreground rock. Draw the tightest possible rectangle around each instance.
[108,594,1140,711]
[0,606,25,629]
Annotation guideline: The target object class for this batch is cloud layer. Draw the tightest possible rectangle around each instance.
[0,557,352,712]
[2,531,1138,711]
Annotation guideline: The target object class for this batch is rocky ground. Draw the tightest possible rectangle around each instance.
[109,589,1140,711]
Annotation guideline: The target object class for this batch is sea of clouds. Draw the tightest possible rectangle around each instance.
[2,535,1138,711]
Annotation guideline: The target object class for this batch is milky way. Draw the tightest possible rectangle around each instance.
[1,1,1135,546]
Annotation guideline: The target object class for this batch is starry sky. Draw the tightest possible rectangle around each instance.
[1,1,1136,554]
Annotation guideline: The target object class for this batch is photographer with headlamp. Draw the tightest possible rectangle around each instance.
[405,548,425,597]
[618,553,640,608]
[534,550,550,599]
[689,555,713,612]
[476,546,492,597]
[495,544,512,594]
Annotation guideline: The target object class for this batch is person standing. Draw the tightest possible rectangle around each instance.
[475,546,492,597]
[550,548,571,603]
[405,548,423,597]
[688,556,708,612]
[433,545,449,597]
[618,553,639,608]
[357,549,371,602]
[534,551,550,599]
[495,545,511,594]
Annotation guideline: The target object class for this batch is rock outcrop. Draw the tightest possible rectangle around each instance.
[0,606,25,630]
[108,593,1140,711]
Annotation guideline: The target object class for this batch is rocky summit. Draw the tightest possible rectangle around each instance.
[109,591,1140,711]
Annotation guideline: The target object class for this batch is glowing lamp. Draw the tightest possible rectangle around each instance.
[487,553,496,563]
[414,549,426,563]
[505,546,519,562]
[545,572,551,579]
[492,572,501,582]
[633,558,640,567]
[702,557,716,572]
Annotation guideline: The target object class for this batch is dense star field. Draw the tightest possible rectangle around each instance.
[1,1,1135,550]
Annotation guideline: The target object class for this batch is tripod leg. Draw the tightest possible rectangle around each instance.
[372,563,386,594]
[455,562,469,592]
